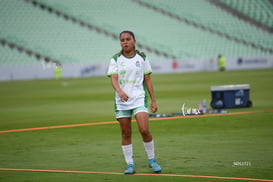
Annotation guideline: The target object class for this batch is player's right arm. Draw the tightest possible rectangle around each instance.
[110,74,128,102]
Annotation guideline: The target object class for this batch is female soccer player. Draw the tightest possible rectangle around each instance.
[107,31,161,174]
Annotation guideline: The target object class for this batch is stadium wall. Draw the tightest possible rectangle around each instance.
[0,55,272,81]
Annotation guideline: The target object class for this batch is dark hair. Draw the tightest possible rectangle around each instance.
[119,30,135,40]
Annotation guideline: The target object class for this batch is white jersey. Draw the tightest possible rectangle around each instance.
[107,51,152,110]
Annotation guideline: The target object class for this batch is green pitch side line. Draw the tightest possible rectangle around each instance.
[0,168,273,182]
[0,110,272,134]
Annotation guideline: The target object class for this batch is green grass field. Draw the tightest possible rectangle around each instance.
[0,69,273,182]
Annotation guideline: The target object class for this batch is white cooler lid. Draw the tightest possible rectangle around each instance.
[211,84,250,91]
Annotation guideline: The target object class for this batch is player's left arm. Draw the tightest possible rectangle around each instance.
[144,74,158,113]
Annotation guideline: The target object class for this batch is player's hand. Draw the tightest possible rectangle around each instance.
[151,101,158,113]
[118,91,129,102]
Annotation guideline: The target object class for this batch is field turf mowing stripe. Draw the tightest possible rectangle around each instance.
[0,109,272,134]
[0,168,273,182]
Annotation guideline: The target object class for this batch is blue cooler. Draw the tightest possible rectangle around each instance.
[210,84,252,109]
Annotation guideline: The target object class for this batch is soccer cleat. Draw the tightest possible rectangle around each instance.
[124,164,135,175]
[148,158,162,173]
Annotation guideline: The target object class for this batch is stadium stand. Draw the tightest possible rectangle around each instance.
[0,0,272,67]
[138,0,273,53]
[218,0,273,30]
[0,41,40,65]
[0,0,120,64]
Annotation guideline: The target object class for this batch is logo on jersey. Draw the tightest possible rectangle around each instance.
[120,70,126,76]
[120,62,125,67]
[135,60,140,67]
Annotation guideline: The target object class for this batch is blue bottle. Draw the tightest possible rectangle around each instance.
[202,99,207,113]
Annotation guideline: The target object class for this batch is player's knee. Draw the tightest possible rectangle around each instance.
[139,128,150,138]
[121,129,132,139]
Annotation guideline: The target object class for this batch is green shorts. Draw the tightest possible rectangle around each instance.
[115,106,148,119]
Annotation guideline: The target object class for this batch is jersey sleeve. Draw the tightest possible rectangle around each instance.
[107,58,118,77]
[143,58,152,75]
